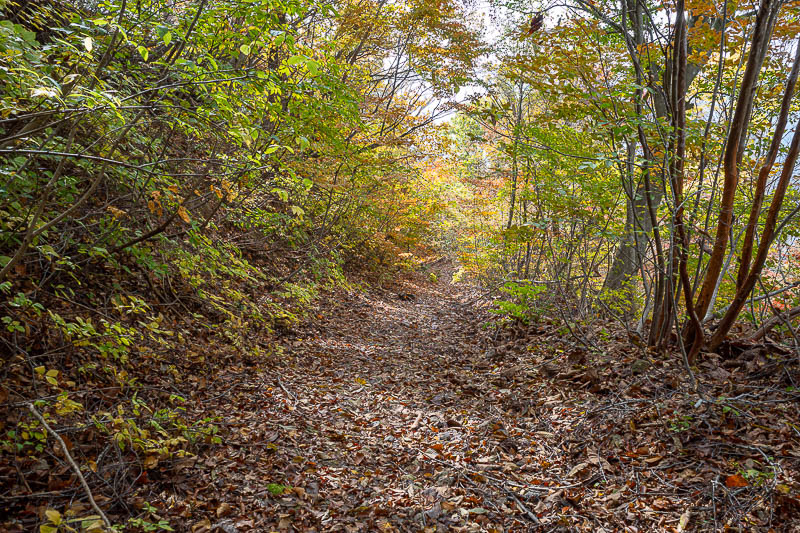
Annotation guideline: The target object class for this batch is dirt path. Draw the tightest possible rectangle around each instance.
[178,275,558,532]
[173,273,800,533]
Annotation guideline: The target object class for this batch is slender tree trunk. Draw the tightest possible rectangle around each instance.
[710,118,800,350]
[694,0,780,319]
[669,0,704,362]
[735,38,800,288]
[604,1,734,301]
[604,141,652,293]
[506,80,524,231]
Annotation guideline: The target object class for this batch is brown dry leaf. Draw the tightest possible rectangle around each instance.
[216,502,232,518]
[725,474,748,488]
[652,497,671,510]
[587,450,612,471]
[19,247,800,533]
[143,455,159,469]
[567,462,590,477]
[191,518,211,533]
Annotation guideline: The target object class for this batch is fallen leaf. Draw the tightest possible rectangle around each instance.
[677,509,691,532]
[177,205,191,223]
[192,518,211,532]
[567,462,590,477]
[725,474,748,488]
[216,502,232,517]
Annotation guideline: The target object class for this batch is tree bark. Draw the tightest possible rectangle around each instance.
[694,0,780,319]
[709,117,800,350]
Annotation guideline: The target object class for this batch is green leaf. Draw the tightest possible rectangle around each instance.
[240,44,251,55]
[266,483,290,495]
[137,45,149,61]
[163,31,172,45]
[287,55,305,66]
[296,136,310,149]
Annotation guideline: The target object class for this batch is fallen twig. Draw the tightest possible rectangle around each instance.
[276,377,298,405]
[502,484,540,523]
[26,403,112,530]
[410,412,424,430]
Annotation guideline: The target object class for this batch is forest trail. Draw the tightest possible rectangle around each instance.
[6,1,800,531]
[171,269,800,533]
[179,270,562,532]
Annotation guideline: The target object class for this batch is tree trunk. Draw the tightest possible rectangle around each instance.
[694,0,780,319]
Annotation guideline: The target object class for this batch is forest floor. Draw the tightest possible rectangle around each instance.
[151,267,799,532]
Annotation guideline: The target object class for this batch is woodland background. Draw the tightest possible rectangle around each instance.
[1,0,800,530]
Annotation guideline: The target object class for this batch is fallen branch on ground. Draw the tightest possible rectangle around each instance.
[26,403,112,531]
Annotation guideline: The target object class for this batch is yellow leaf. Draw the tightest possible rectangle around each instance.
[677,509,691,532]
[44,509,62,525]
[177,205,191,223]
[35,366,46,375]
[45,369,58,378]
[107,206,127,219]
[83,519,105,532]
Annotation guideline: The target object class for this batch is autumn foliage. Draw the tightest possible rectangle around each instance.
[2,0,800,530]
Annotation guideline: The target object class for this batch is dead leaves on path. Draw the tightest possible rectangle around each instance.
[159,276,799,532]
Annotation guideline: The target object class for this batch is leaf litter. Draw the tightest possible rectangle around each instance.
[78,271,800,531]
